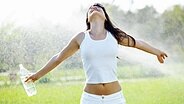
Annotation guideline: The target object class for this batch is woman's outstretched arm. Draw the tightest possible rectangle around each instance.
[119,36,168,63]
[25,32,83,82]
[134,40,168,63]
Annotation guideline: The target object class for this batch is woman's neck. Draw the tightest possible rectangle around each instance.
[89,20,106,36]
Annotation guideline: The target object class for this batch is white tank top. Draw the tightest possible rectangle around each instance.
[80,30,118,84]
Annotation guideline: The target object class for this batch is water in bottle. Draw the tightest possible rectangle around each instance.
[19,64,37,96]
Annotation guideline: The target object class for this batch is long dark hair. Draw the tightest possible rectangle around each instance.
[86,3,136,47]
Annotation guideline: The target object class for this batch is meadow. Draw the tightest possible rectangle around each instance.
[1,77,184,104]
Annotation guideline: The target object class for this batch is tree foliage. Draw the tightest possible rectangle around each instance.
[161,5,184,48]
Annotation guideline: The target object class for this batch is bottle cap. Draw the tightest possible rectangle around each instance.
[19,64,23,68]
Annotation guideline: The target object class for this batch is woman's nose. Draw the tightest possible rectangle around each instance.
[91,6,99,9]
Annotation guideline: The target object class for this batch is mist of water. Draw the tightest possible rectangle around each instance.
[117,33,184,79]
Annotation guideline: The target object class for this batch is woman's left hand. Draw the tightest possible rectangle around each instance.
[156,51,168,63]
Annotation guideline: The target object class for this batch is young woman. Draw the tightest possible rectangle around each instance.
[26,3,168,104]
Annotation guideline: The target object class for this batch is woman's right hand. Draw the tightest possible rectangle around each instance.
[25,73,40,83]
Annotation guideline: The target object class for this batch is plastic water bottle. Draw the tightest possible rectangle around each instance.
[19,64,37,96]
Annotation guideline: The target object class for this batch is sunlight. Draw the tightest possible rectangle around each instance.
[0,0,183,25]
[0,0,82,25]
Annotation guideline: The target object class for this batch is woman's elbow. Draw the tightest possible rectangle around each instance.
[135,40,143,49]
[53,54,62,65]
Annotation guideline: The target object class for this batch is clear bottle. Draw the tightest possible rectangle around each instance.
[19,64,37,96]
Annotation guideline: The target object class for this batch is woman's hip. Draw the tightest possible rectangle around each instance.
[80,90,126,104]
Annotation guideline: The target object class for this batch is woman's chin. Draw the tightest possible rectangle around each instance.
[89,12,106,20]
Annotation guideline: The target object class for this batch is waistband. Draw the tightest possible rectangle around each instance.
[82,91,123,100]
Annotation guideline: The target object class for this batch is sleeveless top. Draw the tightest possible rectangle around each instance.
[80,30,118,84]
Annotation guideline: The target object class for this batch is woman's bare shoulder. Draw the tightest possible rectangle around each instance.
[74,31,86,46]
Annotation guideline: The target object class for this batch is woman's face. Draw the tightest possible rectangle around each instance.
[87,3,106,22]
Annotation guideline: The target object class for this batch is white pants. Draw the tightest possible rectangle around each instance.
[80,91,126,104]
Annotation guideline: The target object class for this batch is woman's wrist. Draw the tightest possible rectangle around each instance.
[35,70,43,81]
[154,49,162,56]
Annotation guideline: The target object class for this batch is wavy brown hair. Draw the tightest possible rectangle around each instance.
[86,3,136,47]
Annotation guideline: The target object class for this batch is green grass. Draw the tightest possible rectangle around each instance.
[122,77,184,104]
[0,77,184,104]
[0,83,83,104]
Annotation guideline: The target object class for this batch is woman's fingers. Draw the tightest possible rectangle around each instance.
[25,75,32,82]
[162,52,168,58]
[157,52,168,63]
[157,51,168,63]
[157,56,164,63]
[161,54,165,59]
[25,74,37,82]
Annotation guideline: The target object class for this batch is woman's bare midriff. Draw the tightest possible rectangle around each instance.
[84,81,121,95]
